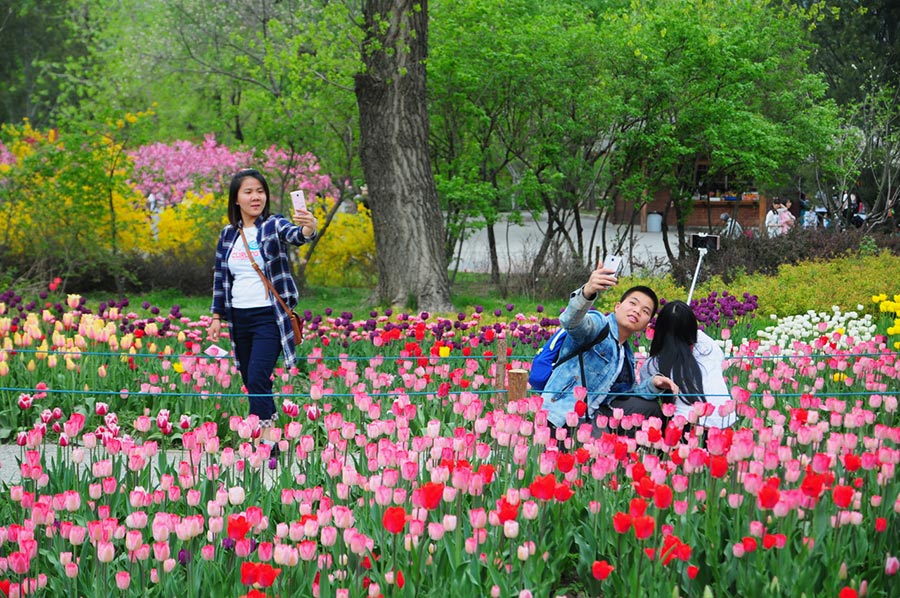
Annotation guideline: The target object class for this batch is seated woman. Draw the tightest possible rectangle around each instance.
[639,301,736,429]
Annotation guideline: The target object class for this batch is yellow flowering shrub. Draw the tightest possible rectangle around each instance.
[305,200,376,287]
[720,252,900,317]
[154,191,226,254]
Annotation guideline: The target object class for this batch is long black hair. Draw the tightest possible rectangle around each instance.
[648,300,704,403]
[227,169,271,227]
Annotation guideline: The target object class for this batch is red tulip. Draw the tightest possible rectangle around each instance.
[757,485,780,509]
[653,484,673,510]
[709,455,728,478]
[241,562,281,588]
[528,474,557,501]
[227,515,252,540]
[554,481,574,502]
[591,559,614,580]
[632,515,655,540]
[629,497,648,518]
[842,453,861,472]
[612,512,633,534]
[418,482,444,511]
[832,485,854,509]
[664,423,683,446]
[496,497,519,524]
[382,506,407,534]
[557,453,575,473]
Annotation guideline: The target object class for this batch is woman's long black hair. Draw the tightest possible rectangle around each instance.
[648,300,704,403]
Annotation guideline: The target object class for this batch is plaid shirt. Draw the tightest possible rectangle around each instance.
[212,214,315,370]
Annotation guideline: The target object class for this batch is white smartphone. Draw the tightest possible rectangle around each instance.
[602,254,623,276]
[290,189,307,212]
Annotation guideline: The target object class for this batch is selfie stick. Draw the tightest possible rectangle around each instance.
[686,247,707,305]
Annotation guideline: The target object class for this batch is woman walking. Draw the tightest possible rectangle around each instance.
[208,169,317,451]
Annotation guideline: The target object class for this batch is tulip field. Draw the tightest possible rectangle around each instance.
[1,287,899,598]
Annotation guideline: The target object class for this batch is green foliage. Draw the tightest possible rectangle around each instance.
[858,234,879,256]
[0,0,91,127]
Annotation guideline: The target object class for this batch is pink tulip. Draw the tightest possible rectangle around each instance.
[8,551,30,574]
[886,555,899,576]
[96,541,115,563]
[115,571,131,590]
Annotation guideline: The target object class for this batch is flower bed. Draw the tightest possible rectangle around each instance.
[0,290,898,597]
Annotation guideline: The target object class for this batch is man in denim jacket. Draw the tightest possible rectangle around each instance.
[541,261,679,436]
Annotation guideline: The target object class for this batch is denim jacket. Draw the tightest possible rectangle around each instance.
[540,288,658,428]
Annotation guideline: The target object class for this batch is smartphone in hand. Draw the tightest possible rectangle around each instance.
[204,344,229,358]
[290,189,307,212]
[602,254,623,276]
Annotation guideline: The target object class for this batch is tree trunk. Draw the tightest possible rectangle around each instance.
[355,0,452,312]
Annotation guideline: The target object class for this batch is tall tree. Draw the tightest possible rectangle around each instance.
[355,0,451,310]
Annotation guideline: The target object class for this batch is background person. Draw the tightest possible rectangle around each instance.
[208,168,318,452]
[639,300,736,430]
[540,262,678,441]
[779,199,797,234]
[719,212,743,239]
[765,199,786,237]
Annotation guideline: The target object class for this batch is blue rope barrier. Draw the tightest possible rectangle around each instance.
[1,385,896,401]
[0,385,509,400]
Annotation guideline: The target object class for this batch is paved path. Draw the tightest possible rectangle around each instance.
[450,214,679,276]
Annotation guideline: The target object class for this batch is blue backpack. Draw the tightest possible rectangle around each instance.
[529,325,610,391]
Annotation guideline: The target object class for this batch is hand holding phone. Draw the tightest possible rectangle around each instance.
[602,254,623,276]
[290,189,307,212]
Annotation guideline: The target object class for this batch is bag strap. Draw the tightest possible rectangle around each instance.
[554,324,611,388]
[238,227,293,317]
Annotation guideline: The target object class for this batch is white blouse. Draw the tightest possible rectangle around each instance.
[640,330,736,428]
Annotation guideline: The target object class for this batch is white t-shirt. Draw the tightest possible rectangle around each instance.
[640,330,736,428]
[228,226,270,308]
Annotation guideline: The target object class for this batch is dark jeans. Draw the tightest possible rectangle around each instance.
[593,395,666,438]
[231,306,281,422]
[549,396,667,445]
